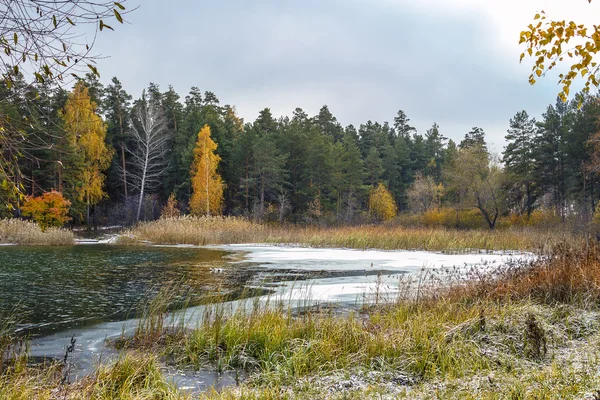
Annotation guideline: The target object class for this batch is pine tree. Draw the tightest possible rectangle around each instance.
[189,125,224,216]
[503,110,538,216]
[103,77,132,201]
[424,123,447,181]
[460,127,487,151]
[364,146,383,187]
[251,131,288,219]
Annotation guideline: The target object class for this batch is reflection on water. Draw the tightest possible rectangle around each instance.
[0,245,234,335]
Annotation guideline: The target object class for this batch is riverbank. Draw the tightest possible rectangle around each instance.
[120,216,578,252]
[114,242,600,398]
[2,218,599,398]
[1,242,593,399]
[0,215,581,251]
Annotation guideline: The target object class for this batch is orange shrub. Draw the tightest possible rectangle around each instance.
[21,191,71,231]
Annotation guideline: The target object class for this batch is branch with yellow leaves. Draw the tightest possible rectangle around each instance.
[520,0,598,102]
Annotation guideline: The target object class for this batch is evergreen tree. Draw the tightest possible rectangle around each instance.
[251,131,288,219]
[460,127,488,151]
[393,110,416,139]
[424,123,446,181]
[103,77,132,201]
[503,110,538,216]
[314,105,343,142]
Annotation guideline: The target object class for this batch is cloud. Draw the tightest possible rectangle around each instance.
[90,0,594,151]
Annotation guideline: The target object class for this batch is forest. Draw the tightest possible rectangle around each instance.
[2,73,600,230]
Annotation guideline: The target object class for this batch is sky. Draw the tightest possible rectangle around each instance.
[88,0,600,154]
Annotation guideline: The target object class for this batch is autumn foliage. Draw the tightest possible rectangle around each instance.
[369,183,397,222]
[21,191,71,231]
[161,193,181,219]
[61,82,113,221]
[190,125,224,216]
[519,1,599,101]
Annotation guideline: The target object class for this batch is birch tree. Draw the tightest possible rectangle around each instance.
[446,145,505,230]
[126,90,169,222]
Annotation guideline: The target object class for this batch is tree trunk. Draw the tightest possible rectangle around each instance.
[260,176,265,219]
[121,143,128,200]
[136,155,149,222]
[86,194,91,230]
[245,159,250,211]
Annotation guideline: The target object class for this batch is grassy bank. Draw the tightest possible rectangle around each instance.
[122,215,578,251]
[118,242,600,399]
[0,219,74,246]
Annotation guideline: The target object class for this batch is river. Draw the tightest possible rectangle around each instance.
[0,243,530,392]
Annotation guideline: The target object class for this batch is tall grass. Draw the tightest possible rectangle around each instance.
[122,215,577,251]
[0,352,185,399]
[0,219,74,245]
[120,216,266,246]
[120,242,600,396]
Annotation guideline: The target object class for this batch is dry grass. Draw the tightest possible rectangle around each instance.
[454,242,600,305]
[120,216,266,246]
[122,216,577,251]
[0,219,74,246]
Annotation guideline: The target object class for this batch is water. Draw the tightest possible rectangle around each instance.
[0,245,231,335]
[0,243,531,393]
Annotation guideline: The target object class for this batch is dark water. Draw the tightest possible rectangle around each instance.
[0,245,233,336]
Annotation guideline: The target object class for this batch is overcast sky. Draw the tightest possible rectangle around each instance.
[89,0,600,153]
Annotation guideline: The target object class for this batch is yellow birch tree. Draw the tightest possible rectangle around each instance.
[62,82,114,223]
[369,183,397,222]
[190,125,224,216]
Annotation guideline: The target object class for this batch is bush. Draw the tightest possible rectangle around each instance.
[21,191,71,231]
[0,219,73,245]
[421,207,486,229]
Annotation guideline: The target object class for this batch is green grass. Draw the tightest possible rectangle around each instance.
[0,352,185,399]
[185,300,600,399]
[125,242,600,398]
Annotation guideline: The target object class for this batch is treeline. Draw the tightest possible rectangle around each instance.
[2,73,600,228]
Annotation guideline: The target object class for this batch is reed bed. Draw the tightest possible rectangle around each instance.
[0,219,74,246]
[120,216,267,246]
[122,216,577,251]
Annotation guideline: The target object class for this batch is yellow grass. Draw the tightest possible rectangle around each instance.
[122,216,577,251]
[0,219,74,246]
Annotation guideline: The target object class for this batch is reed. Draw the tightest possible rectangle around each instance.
[0,219,74,246]
[122,216,577,251]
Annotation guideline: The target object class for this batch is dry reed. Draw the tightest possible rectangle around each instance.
[122,216,577,251]
[0,219,74,246]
